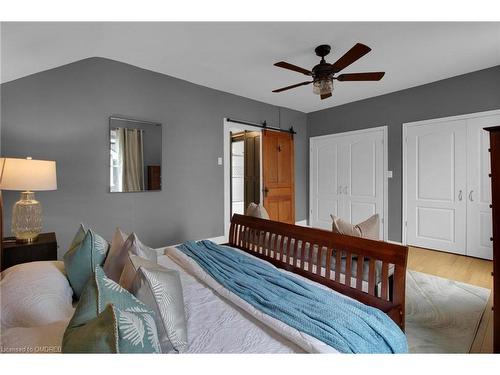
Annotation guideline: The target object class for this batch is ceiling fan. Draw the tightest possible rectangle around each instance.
[272,43,385,100]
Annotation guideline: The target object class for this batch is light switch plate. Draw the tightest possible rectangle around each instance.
[217,157,223,166]
[386,170,393,178]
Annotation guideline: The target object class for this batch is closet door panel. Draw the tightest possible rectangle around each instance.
[310,138,341,230]
[466,115,498,259]
[343,132,384,238]
[406,120,467,254]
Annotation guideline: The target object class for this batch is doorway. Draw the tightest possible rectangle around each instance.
[223,120,263,240]
[230,130,261,217]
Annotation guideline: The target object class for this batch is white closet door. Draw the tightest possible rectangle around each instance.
[406,120,467,254]
[342,131,385,239]
[310,138,342,230]
[466,115,498,259]
[310,128,386,237]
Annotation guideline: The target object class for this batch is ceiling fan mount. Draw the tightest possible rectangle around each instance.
[272,43,385,100]
[314,44,331,59]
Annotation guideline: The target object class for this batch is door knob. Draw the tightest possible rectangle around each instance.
[458,190,463,201]
[263,187,269,197]
[469,190,474,202]
[338,185,342,195]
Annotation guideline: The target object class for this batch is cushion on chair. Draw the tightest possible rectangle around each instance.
[330,214,380,240]
[245,202,270,220]
[63,225,109,299]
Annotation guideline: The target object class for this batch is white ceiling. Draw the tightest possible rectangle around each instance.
[2,22,500,113]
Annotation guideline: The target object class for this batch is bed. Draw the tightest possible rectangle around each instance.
[227,214,408,330]
[0,215,408,353]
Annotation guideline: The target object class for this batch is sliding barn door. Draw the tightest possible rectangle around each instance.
[406,120,467,254]
[262,130,295,224]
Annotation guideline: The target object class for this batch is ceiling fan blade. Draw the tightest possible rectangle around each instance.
[320,92,332,100]
[336,72,385,81]
[331,43,372,72]
[274,61,312,76]
[272,81,312,93]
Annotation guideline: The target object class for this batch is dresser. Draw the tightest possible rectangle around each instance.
[486,125,500,353]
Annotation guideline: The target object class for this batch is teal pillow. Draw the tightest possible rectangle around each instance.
[62,266,160,353]
[63,225,109,298]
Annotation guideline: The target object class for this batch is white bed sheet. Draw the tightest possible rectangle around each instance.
[157,253,305,353]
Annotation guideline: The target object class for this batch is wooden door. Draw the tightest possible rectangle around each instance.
[406,120,467,254]
[262,130,295,224]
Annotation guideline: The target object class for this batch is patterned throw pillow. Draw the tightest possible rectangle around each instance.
[62,266,160,353]
[128,255,188,353]
[103,230,158,282]
[63,225,109,298]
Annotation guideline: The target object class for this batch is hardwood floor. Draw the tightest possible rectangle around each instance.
[407,246,493,353]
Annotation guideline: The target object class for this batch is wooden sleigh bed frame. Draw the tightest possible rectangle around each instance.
[228,214,409,330]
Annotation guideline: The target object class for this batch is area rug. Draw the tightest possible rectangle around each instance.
[405,270,490,353]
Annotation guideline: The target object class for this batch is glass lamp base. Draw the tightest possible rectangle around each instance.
[12,191,42,243]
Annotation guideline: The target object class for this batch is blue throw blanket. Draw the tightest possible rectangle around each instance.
[177,240,408,354]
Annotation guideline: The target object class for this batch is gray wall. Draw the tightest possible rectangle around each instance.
[1,57,308,257]
[308,65,500,242]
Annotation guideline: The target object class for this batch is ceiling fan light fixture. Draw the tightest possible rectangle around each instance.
[313,79,333,95]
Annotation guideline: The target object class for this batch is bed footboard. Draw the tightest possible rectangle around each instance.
[228,214,408,330]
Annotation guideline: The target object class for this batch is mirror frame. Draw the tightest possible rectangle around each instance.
[108,115,162,193]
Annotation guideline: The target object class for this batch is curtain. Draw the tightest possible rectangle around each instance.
[116,128,145,192]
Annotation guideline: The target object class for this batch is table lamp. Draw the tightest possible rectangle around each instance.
[0,157,57,243]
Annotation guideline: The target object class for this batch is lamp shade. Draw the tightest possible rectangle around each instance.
[0,157,57,191]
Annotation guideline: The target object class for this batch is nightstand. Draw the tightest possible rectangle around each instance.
[1,232,58,271]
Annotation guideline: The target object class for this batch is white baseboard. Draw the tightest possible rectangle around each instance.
[295,220,309,227]
[386,239,405,246]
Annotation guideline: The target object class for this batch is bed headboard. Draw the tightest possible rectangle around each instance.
[228,214,408,330]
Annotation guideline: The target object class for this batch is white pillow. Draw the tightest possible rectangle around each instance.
[0,261,75,330]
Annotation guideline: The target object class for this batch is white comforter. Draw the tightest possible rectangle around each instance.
[164,246,339,353]
[1,245,341,353]
[157,250,305,353]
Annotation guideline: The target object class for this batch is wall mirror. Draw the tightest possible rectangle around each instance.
[109,116,162,192]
